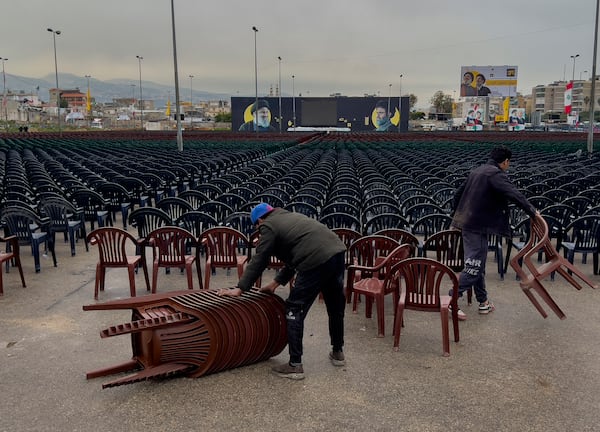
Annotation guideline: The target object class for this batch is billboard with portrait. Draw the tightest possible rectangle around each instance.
[460,65,517,98]
[508,107,526,131]
[464,102,485,131]
[231,96,410,132]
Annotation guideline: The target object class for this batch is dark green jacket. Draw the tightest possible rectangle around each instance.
[237,208,346,291]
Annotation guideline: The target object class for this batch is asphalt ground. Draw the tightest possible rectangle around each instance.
[2,220,600,432]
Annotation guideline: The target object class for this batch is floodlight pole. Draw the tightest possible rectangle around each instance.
[47,28,61,135]
[588,0,599,155]
[252,26,259,134]
[1,57,7,125]
[171,0,183,151]
[278,56,282,133]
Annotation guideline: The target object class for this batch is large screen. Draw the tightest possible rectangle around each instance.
[460,65,517,98]
[301,99,338,126]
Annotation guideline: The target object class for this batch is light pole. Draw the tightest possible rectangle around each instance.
[571,54,580,82]
[399,74,403,112]
[136,55,143,130]
[252,26,258,133]
[278,56,282,133]
[292,74,296,129]
[587,0,599,155]
[85,74,91,124]
[0,57,7,124]
[170,0,183,151]
[387,83,392,113]
[189,74,194,107]
[130,84,135,129]
[47,28,61,134]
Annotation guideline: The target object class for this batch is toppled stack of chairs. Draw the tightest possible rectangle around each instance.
[83,289,287,388]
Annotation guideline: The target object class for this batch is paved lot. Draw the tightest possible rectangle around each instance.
[2,223,600,432]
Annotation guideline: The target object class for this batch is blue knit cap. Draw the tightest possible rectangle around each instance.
[250,203,274,224]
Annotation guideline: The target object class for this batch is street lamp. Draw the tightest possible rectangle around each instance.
[0,57,7,124]
[85,74,91,122]
[278,56,282,133]
[252,26,258,133]
[130,84,135,129]
[189,74,194,108]
[136,55,143,130]
[399,74,403,112]
[570,54,580,82]
[292,74,296,128]
[47,28,61,134]
[387,83,392,113]
[170,0,183,151]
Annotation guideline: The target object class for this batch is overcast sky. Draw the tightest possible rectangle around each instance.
[2,0,597,109]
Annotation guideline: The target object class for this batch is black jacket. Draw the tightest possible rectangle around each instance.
[452,160,536,236]
[237,209,346,291]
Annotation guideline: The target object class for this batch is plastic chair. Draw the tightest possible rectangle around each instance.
[345,234,400,304]
[199,226,249,290]
[0,235,26,296]
[392,258,460,356]
[39,198,88,257]
[348,244,413,337]
[562,215,600,275]
[146,226,202,293]
[0,207,56,272]
[87,227,150,300]
[332,228,363,268]
[509,215,597,319]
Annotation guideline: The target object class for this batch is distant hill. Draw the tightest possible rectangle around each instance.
[4,72,231,108]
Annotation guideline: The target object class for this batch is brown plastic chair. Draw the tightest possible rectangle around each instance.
[509,214,598,319]
[332,228,363,268]
[345,234,400,304]
[347,244,413,337]
[0,235,26,296]
[392,257,460,356]
[87,227,150,300]
[200,226,249,290]
[146,226,202,293]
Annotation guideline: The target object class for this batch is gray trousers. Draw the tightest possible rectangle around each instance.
[457,229,489,304]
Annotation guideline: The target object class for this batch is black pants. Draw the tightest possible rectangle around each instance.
[285,252,345,365]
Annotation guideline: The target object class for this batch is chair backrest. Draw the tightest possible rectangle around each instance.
[198,201,235,224]
[200,226,249,267]
[363,213,410,235]
[87,227,137,265]
[422,229,464,272]
[128,207,173,240]
[175,211,219,238]
[374,228,419,250]
[146,226,198,266]
[319,212,361,231]
[178,190,209,210]
[393,257,459,311]
[411,213,453,239]
[565,215,600,251]
[347,234,400,273]
[223,211,255,238]
[156,197,194,223]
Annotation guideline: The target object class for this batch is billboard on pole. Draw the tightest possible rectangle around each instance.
[460,65,517,98]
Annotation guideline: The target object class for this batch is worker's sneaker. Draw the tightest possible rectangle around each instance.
[478,301,495,314]
[449,304,467,321]
[271,362,305,380]
[329,350,346,367]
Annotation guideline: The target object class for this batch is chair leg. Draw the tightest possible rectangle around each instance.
[440,306,450,357]
[204,262,211,290]
[393,304,405,351]
[127,265,137,297]
[94,264,101,300]
[376,296,385,338]
[186,263,194,290]
[14,255,26,288]
[151,262,159,294]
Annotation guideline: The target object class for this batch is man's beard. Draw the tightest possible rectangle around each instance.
[256,117,270,128]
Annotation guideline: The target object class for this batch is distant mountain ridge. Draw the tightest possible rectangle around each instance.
[4,72,231,108]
